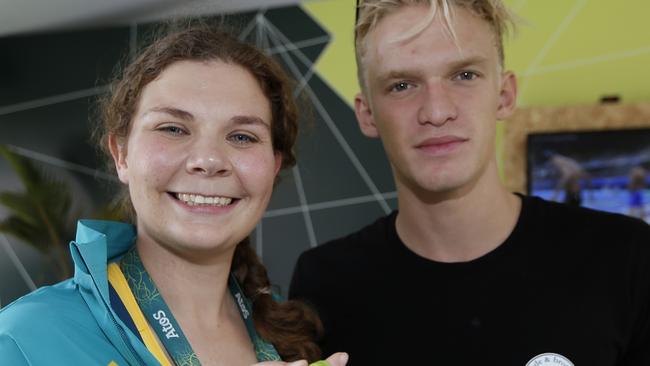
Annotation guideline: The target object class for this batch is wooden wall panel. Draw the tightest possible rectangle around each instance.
[503,102,650,193]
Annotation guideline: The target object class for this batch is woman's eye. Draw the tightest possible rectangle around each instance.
[158,125,186,135]
[229,133,258,144]
[455,71,478,81]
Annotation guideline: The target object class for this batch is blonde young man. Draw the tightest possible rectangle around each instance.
[289,0,650,365]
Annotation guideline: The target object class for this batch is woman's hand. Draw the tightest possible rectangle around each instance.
[252,352,348,366]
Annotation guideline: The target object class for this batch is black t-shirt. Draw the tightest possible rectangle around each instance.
[289,195,650,365]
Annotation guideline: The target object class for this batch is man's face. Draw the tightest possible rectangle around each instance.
[355,4,516,197]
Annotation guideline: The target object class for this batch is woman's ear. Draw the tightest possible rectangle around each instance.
[273,152,283,176]
[108,134,129,184]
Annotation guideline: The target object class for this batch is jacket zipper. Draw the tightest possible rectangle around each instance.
[107,304,148,366]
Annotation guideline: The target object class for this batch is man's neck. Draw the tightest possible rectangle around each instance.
[395,168,521,263]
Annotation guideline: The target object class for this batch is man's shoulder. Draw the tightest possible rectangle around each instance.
[522,195,650,251]
[299,211,396,264]
[525,194,649,231]
[290,212,395,303]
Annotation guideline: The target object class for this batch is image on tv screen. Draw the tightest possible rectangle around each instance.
[527,128,650,223]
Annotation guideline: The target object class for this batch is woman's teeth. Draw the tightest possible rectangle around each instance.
[175,193,233,206]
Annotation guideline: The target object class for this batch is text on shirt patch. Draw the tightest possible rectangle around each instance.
[526,353,574,366]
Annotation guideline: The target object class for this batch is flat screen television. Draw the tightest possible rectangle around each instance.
[527,128,650,223]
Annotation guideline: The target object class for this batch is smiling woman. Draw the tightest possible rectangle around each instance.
[111,60,281,262]
[0,27,348,366]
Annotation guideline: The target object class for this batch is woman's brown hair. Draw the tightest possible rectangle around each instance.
[95,26,322,362]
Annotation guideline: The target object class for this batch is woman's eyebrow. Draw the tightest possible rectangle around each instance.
[230,115,271,131]
[144,106,195,121]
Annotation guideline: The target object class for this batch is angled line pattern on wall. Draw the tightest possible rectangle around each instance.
[1,233,37,292]
[519,0,588,105]
[0,4,396,304]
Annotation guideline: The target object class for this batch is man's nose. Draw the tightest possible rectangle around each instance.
[417,81,458,127]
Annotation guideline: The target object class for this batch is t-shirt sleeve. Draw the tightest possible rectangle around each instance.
[622,283,650,364]
[288,251,309,300]
[0,334,30,365]
[289,249,325,304]
[622,222,650,365]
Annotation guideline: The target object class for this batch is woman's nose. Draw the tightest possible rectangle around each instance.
[185,143,232,177]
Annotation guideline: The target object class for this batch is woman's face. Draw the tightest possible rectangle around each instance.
[110,60,281,258]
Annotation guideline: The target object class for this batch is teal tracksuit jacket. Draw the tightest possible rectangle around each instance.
[0,220,162,366]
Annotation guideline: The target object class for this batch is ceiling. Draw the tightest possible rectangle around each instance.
[0,0,304,37]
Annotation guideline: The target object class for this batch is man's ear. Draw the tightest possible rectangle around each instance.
[354,92,380,138]
[496,71,517,120]
[108,134,129,184]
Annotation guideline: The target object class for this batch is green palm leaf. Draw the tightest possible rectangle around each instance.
[0,145,43,193]
[0,216,49,252]
[0,192,40,226]
[0,144,75,278]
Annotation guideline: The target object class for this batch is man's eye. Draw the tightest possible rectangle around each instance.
[229,133,258,144]
[391,81,413,92]
[455,71,478,81]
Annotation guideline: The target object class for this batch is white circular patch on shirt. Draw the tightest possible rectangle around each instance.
[526,353,574,366]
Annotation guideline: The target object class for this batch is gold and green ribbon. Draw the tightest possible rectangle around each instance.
[120,247,281,365]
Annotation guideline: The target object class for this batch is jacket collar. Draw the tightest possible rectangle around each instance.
[70,220,136,297]
[68,220,156,366]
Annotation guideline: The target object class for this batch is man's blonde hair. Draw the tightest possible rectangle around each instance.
[355,0,516,92]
